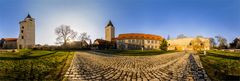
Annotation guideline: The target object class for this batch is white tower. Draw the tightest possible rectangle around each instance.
[17,14,35,49]
[105,20,115,41]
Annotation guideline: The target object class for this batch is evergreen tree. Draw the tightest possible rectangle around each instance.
[160,39,168,51]
[230,38,240,49]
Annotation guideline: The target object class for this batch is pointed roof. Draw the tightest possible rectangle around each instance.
[106,20,114,27]
[25,13,32,19]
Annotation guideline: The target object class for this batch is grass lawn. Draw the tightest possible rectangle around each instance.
[207,50,240,58]
[94,49,176,56]
[200,50,240,81]
[0,49,74,81]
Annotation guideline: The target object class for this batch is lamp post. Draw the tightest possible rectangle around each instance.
[204,48,206,55]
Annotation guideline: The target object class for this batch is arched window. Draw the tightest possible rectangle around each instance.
[201,43,204,46]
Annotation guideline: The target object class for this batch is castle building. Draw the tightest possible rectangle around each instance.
[17,14,35,49]
[116,33,163,50]
[167,37,211,51]
[105,20,115,42]
[0,14,35,49]
[102,20,164,50]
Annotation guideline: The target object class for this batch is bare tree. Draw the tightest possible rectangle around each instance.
[215,35,227,49]
[196,35,204,38]
[78,32,90,41]
[209,37,216,48]
[55,25,77,46]
[177,34,187,39]
[78,32,91,48]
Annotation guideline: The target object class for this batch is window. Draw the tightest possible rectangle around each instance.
[22,36,24,39]
[148,40,150,43]
[151,40,153,43]
[21,30,23,33]
[22,26,24,29]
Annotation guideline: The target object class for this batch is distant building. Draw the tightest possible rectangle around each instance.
[116,33,163,50]
[101,20,164,50]
[70,41,89,49]
[167,37,211,51]
[0,38,18,49]
[93,39,109,50]
[105,20,115,42]
[0,14,35,49]
[17,14,35,49]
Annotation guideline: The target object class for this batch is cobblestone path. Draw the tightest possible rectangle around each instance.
[64,52,210,81]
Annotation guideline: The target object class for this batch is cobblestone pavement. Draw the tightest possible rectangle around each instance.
[64,52,210,81]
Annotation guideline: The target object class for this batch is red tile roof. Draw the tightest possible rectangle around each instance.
[116,33,163,40]
[1,38,18,41]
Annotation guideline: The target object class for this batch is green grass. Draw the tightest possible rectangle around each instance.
[95,50,176,56]
[200,50,240,81]
[207,50,240,57]
[0,49,74,81]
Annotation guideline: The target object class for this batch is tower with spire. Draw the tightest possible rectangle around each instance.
[17,14,35,49]
[105,20,115,41]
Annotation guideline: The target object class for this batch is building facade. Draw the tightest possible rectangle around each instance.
[0,38,18,49]
[116,33,163,50]
[105,20,115,42]
[17,14,35,49]
[103,20,164,50]
[167,37,211,51]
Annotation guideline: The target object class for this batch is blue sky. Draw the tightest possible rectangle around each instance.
[0,0,239,45]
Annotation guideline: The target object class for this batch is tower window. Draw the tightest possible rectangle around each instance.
[21,30,23,33]
[22,26,24,29]
[22,36,24,39]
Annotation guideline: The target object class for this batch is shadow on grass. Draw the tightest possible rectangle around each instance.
[0,51,57,60]
[207,53,240,60]
[94,50,176,56]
